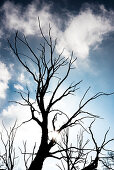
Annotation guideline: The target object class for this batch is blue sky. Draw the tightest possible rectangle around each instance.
[0,0,114,169]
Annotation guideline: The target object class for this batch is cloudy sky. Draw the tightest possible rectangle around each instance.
[0,0,114,169]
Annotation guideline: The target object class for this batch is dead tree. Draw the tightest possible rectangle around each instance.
[82,120,114,170]
[52,120,114,170]
[8,19,114,170]
[0,121,17,170]
[19,141,37,170]
[102,151,114,169]
[55,128,90,170]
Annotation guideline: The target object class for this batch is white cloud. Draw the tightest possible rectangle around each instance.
[14,84,24,90]
[9,63,14,71]
[56,9,114,59]
[1,1,114,60]
[0,29,3,38]
[0,29,3,46]
[0,61,11,99]
[18,73,25,83]
[1,103,31,127]
[2,1,60,37]
[17,72,32,88]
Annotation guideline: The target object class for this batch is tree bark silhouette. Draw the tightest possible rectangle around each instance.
[8,19,114,170]
[29,115,54,170]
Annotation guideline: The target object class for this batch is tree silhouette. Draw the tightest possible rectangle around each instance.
[102,151,114,169]
[7,20,114,170]
[0,121,17,170]
[55,120,114,170]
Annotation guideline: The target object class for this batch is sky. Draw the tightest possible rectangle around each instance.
[0,0,114,169]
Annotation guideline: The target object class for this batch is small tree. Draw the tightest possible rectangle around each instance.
[56,120,114,170]
[102,151,114,169]
[0,121,17,170]
[8,20,114,170]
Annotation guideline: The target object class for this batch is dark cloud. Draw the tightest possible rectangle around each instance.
[1,0,114,12]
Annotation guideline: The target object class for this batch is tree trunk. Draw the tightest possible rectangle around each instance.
[82,155,99,170]
[28,118,49,170]
[28,144,47,170]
